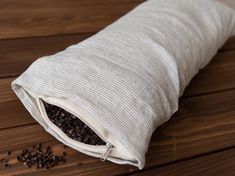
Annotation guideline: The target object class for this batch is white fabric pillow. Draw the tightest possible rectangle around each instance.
[12,0,235,169]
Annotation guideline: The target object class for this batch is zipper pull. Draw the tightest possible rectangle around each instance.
[100,143,113,161]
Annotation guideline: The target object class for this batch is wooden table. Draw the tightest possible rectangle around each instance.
[0,0,235,175]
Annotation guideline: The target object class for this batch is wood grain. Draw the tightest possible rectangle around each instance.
[0,0,143,40]
[0,77,15,104]
[0,33,94,78]
[0,101,34,130]
[132,148,235,176]
[0,90,235,175]
[183,50,235,96]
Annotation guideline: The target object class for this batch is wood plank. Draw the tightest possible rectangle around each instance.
[0,77,15,104]
[132,148,235,176]
[183,50,235,96]
[0,0,143,39]
[0,101,34,130]
[0,89,235,175]
[0,33,94,78]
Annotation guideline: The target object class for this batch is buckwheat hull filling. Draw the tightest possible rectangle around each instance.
[42,100,106,146]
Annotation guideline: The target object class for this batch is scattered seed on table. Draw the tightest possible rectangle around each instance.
[2,159,8,163]
[4,163,11,168]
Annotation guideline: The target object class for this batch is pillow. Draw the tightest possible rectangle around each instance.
[12,0,235,169]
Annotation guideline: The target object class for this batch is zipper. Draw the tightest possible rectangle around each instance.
[100,143,114,161]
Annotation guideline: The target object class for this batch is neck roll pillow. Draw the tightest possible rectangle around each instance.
[12,0,235,169]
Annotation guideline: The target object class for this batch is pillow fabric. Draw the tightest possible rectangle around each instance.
[12,0,235,169]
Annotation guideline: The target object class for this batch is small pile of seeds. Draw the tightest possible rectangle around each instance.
[17,144,66,169]
[0,144,83,170]
[43,101,106,146]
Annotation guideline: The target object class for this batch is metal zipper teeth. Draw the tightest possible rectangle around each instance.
[40,98,115,160]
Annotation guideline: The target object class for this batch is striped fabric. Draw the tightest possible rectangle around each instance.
[12,0,235,169]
